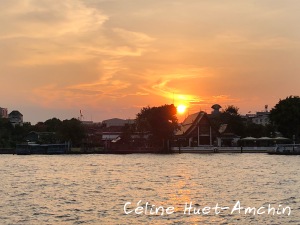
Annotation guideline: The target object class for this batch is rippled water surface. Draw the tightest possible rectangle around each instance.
[0,154,299,224]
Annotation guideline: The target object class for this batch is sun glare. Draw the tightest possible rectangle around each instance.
[177,104,187,114]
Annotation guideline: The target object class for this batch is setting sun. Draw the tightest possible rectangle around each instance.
[177,104,187,114]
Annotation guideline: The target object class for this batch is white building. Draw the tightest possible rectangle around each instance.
[245,105,270,126]
[251,112,270,126]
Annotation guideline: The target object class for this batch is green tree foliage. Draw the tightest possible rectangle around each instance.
[270,96,300,140]
[0,119,32,147]
[58,118,85,147]
[32,118,86,145]
[136,104,179,150]
[33,122,47,132]
[120,123,135,144]
[0,118,13,147]
[210,105,245,136]
[11,122,31,144]
[244,123,265,138]
[44,118,62,132]
[0,116,86,148]
[224,105,239,115]
[244,123,275,138]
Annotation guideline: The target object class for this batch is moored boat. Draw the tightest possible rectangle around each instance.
[268,144,300,155]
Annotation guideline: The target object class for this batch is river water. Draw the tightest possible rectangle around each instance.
[0,154,299,225]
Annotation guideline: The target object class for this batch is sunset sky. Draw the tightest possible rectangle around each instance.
[1,0,300,124]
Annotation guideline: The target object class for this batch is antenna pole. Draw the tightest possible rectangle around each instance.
[173,92,174,105]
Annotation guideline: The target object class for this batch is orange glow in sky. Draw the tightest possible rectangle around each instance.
[0,0,300,124]
[177,105,187,114]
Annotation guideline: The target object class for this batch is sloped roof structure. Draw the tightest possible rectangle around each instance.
[175,112,206,136]
[9,110,23,116]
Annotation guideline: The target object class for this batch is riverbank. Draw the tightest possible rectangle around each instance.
[0,147,157,155]
[1,147,274,155]
[0,148,15,154]
[171,146,273,154]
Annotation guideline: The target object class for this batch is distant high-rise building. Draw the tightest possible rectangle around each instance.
[0,107,8,118]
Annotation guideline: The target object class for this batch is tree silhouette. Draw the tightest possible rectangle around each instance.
[270,96,300,140]
[58,118,85,147]
[210,105,245,137]
[224,105,239,115]
[136,104,179,151]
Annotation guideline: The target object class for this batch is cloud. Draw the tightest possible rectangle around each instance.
[138,67,213,104]
[1,0,156,111]
[2,0,300,123]
[0,0,155,66]
[31,79,126,107]
[31,75,151,109]
[0,0,107,66]
[112,28,155,46]
[0,0,107,39]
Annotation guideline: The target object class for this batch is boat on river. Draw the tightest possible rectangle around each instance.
[268,144,300,155]
[16,143,68,155]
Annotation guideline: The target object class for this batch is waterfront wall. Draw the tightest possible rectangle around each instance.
[0,148,15,154]
[171,146,274,153]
